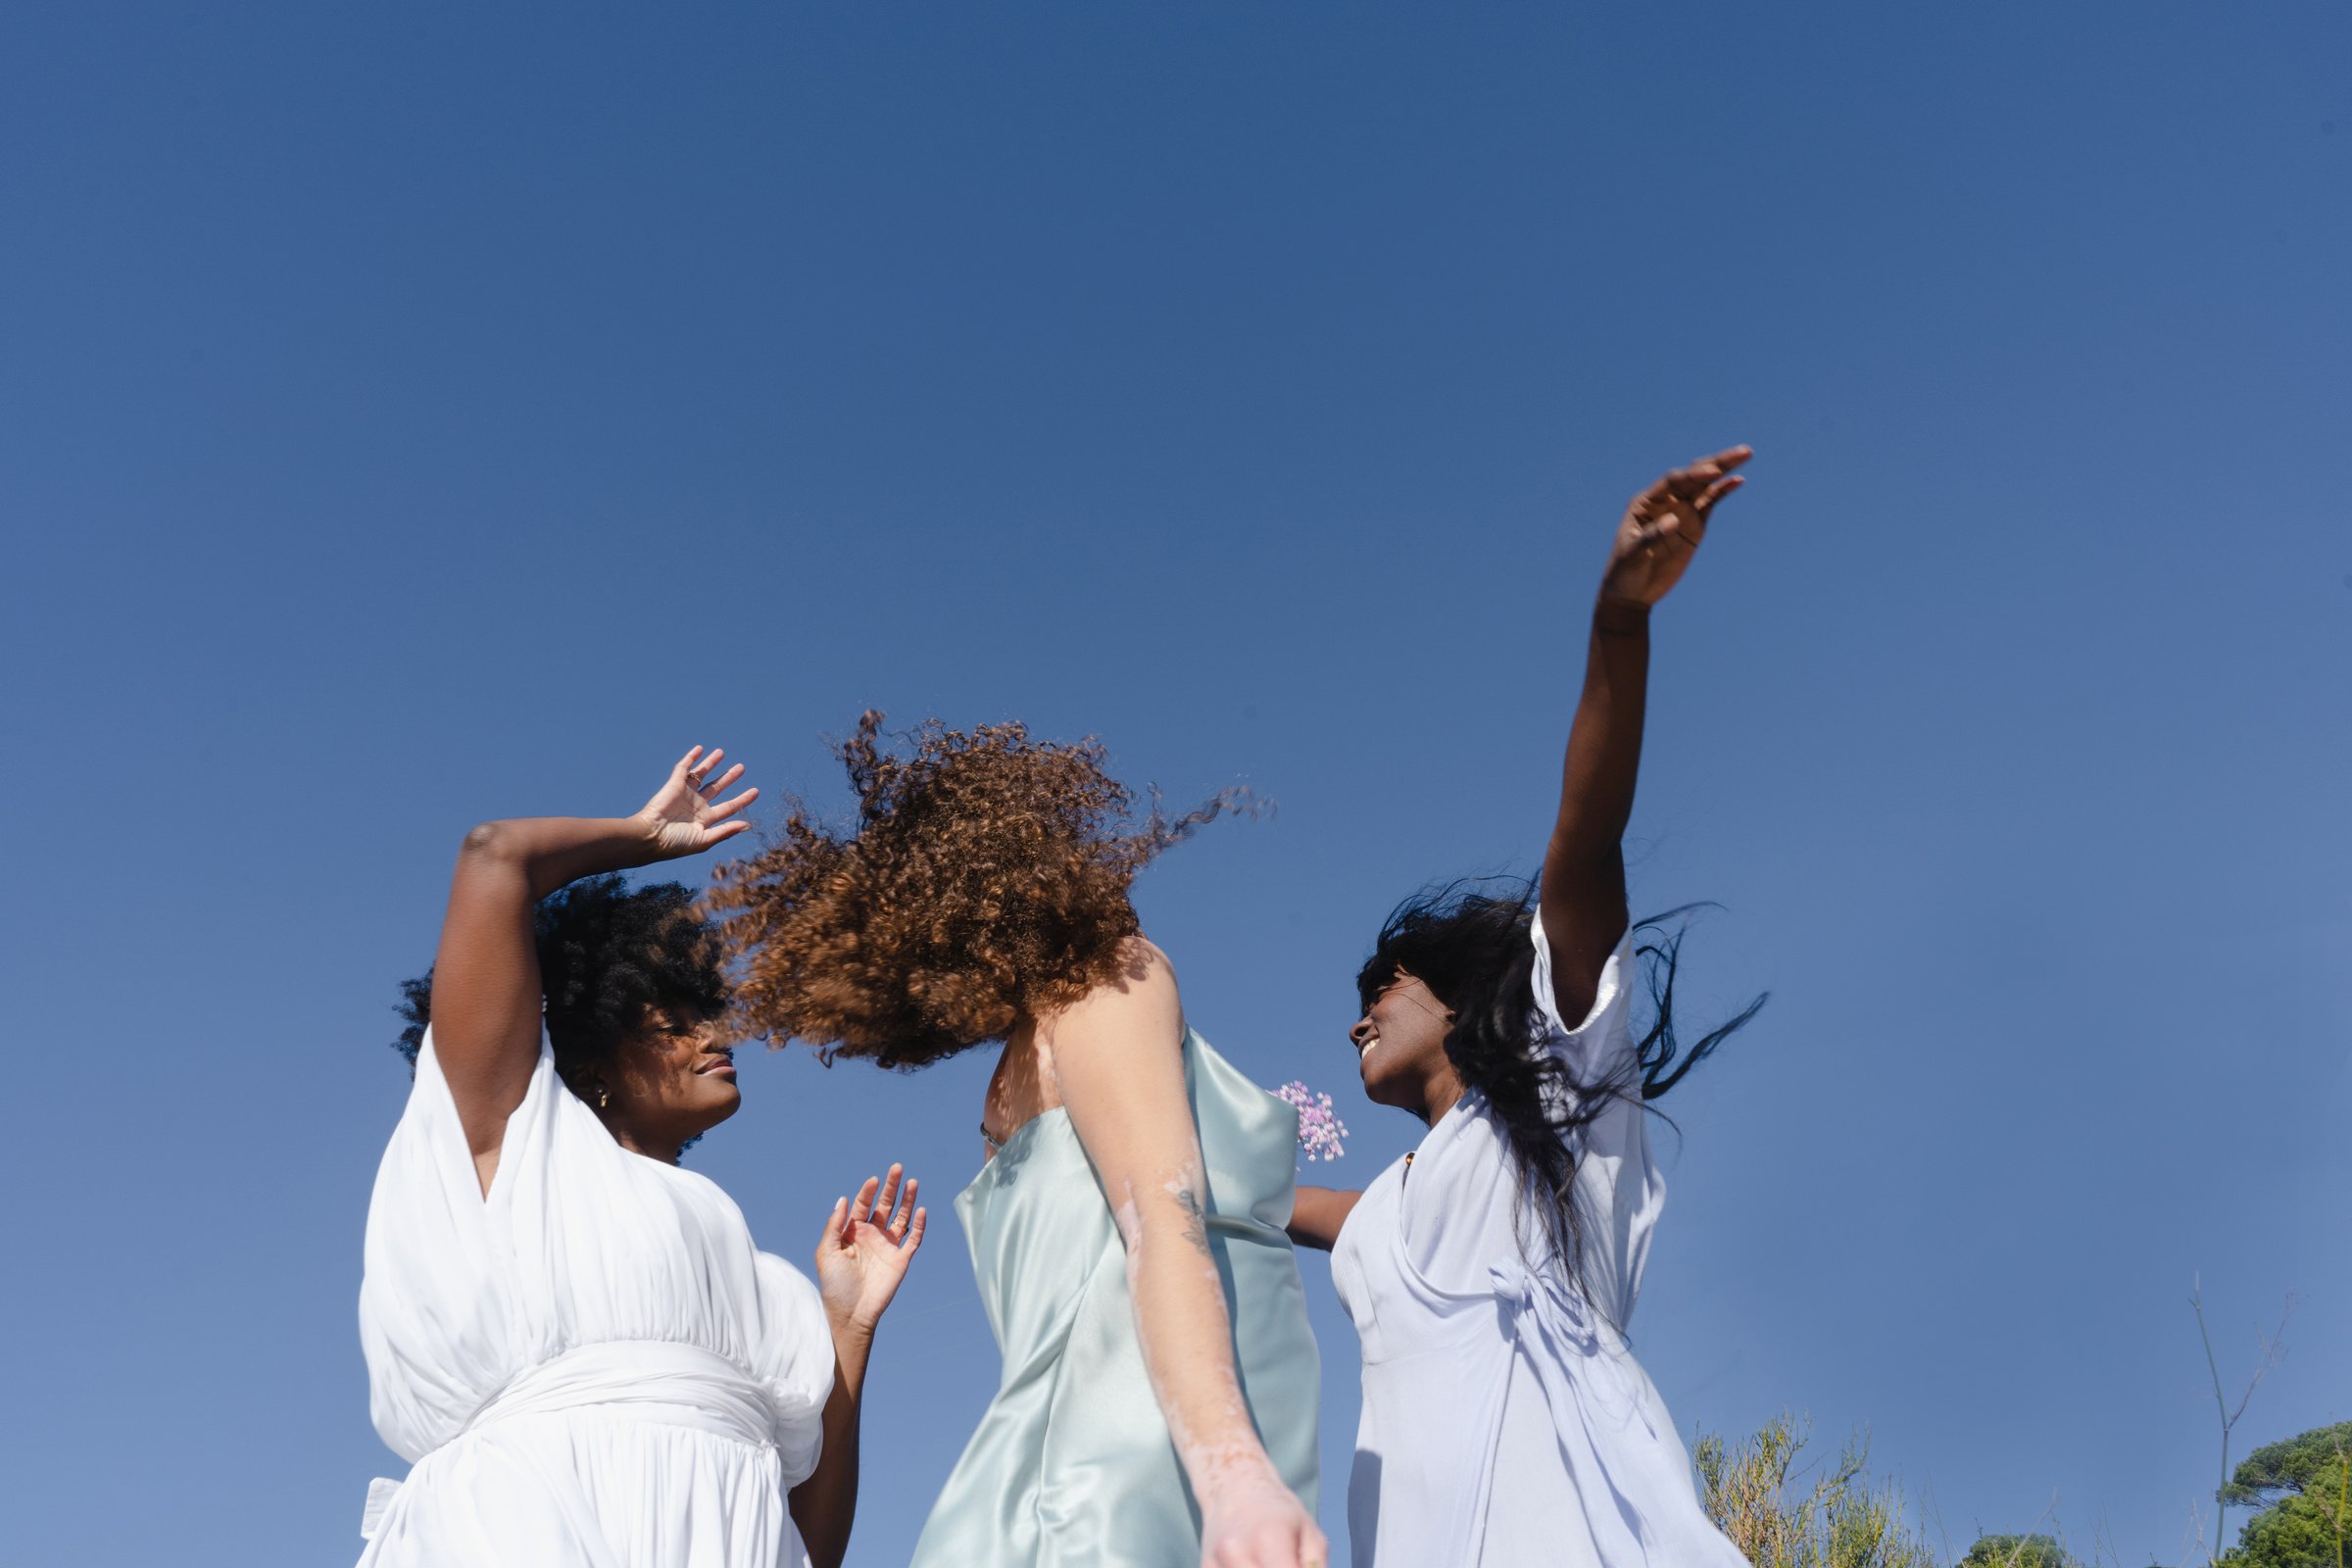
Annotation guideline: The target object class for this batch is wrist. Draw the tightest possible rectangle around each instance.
[524,818,667,897]
[1193,1449,1287,1514]
[627,808,678,857]
[825,1305,878,1348]
[1592,596,1652,634]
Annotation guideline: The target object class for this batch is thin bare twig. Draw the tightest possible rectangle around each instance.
[2190,1277,2296,1564]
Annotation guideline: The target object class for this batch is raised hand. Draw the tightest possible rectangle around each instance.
[813,1166,927,1335]
[635,745,760,860]
[1598,445,1752,608]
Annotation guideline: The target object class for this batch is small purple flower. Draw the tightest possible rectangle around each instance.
[1276,1081,1349,1162]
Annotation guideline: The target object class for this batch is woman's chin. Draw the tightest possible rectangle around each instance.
[1359,1067,1420,1116]
[690,1083,745,1131]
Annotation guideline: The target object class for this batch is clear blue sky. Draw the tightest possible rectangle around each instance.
[2,6,2344,1565]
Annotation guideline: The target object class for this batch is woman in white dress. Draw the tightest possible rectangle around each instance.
[1288,449,1766,1567]
[356,746,926,1568]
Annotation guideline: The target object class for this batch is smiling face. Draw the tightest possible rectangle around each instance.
[1349,968,1462,1122]
[578,1006,744,1158]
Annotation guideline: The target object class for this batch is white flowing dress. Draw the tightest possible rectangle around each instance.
[354,1029,835,1568]
[1330,914,1748,1568]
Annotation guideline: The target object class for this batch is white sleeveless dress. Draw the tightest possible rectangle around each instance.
[1330,914,1748,1568]
[354,1030,835,1568]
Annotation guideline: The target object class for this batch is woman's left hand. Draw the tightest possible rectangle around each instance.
[813,1165,927,1334]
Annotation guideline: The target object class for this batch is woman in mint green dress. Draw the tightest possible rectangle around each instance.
[709,714,1325,1568]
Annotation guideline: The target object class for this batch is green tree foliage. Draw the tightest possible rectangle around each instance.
[2225,1424,2352,1505]
[1957,1536,2080,1568]
[2219,1422,2352,1568]
[1695,1413,1939,1568]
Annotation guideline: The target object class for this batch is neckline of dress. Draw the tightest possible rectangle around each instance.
[1398,1089,1480,1185]
[969,1028,1208,1190]
[959,1104,1074,1202]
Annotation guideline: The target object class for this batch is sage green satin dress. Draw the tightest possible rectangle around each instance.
[909,1030,1321,1568]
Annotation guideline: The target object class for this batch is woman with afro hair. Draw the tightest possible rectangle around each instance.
[355,746,926,1568]
[1286,449,1765,1568]
[708,719,1326,1568]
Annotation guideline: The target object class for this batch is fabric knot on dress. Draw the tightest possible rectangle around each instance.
[1488,1258,1604,1361]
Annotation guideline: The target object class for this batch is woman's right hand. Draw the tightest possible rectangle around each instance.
[1596,445,1750,608]
[812,1165,927,1337]
[1200,1462,1329,1568]
[635,745,760,859]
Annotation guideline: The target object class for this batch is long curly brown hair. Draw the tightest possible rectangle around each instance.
[706,711,1248,1068]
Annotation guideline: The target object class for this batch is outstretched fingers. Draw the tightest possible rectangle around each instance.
[1667,444,1752,489]
[821,1167,927,1264]
[653,745,760,849]
[816,1195,851,1252]
[1628,445,1751,538]
[688,749,758,840]
[1694,472,1745,514]
[867,1165,904,1227]
[1653,445,1751,503]
[702,783,759,827]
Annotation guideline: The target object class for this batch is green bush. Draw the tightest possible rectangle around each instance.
[1957,1536,2080,1568]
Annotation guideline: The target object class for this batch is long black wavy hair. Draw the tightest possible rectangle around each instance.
[1355,879,1765,1299]
[394,875,729,1102]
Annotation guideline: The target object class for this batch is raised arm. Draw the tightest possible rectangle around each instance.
[791,1165,927,1568]
[1540,449,1750,1026]
[429,745,757,1194]
[1046,941,1328,1568]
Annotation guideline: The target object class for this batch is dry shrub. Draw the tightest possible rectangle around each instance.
[1696,1413,1941,1568]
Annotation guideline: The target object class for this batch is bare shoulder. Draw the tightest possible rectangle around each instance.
[1041,933,1199,1152]
[1115,934,1175,987]
[1038,934,1185,1065]
[1061,935,1179,1013]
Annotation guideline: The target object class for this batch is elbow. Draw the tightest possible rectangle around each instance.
[1551,978,1600,1031]
[1109,1194,1147,1257]
[457,820,521,864]
[1544,831,1624,874]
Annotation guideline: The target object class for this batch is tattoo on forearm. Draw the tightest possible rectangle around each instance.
[1172,1184,1213,1262]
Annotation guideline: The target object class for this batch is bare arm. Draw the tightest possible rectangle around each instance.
[1046,941,1327,1568]
[1540,449,1749,1026]
[429,746,757,1195]
[788,1363,865,1568]
[790,1169,926,1568]
[1285,1186,1361,1252]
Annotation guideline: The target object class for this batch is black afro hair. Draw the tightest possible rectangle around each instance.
[395,875,729,1082]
